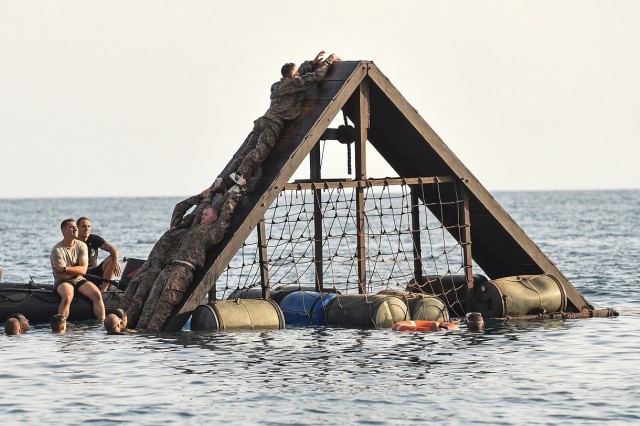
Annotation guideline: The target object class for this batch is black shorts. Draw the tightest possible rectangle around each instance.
[86,261,105,285]
[53,278,91,294]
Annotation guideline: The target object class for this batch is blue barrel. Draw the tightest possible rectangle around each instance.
[279,291,337,326]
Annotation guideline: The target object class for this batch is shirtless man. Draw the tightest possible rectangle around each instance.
[51,218,105,321]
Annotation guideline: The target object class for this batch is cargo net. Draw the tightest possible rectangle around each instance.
[217,180,471,317]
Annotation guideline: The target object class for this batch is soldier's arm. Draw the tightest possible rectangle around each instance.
[192,189,215,225]
[208,188,242,245]
[170,194,202,227]
[298,50,326,74]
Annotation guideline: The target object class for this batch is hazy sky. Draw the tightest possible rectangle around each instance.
[1,1,638,198]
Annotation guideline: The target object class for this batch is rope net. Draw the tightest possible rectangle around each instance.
[216,179,471,317]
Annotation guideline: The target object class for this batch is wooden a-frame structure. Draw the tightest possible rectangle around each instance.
[163,61,593,331]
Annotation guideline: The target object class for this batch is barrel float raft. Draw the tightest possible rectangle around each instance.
[325,294,409,328]
[472,274,567,318]
[279,291,336,326]
[190,299,285,331]
[392,320,459,332]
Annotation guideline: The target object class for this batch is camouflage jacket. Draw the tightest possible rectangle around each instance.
[170,189,241,268]
[263,60,330,123]
[148,194,211,264]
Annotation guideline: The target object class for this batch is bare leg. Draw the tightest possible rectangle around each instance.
[78,282,106,322]
[56,282,75,319]
[100,256,116,291]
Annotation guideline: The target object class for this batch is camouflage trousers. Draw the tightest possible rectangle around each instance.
[236,116,284,179]
[139,263,193,332]
[120,259,164,328]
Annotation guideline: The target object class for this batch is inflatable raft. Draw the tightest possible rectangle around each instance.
[0,258,143,323]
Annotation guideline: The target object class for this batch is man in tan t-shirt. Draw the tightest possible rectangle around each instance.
[50,218,105,322]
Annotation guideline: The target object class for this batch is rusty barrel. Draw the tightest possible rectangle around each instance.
[325,294,409,328]
[473,274,567,318]
[190,299,285,331]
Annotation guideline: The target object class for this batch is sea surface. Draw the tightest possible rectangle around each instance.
[0,190,638,425]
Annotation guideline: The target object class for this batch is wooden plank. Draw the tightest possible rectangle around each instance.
[281,176,456,191]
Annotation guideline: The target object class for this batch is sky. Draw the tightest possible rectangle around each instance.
[1,1,638,199]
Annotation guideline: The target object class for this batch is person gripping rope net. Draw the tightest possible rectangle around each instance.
[225,51,340,187]
[137,185,243,332]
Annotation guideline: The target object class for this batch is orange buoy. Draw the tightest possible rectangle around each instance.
[392,320,459,332]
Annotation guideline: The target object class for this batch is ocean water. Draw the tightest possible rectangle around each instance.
[0,190,638,425]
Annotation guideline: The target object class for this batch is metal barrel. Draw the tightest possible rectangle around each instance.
[377,290,450,322]
[190,299,285,331]
[279,291,337,326]
[472,274,567,318]
[325,294,409,328]
[409,294,450,321]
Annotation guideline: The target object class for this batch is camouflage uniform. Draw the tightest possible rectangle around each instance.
[139,188,241,331]
[230,59,332,181]
[119,193,211,327]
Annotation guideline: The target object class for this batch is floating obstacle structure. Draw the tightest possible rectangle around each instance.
[160,61,616,331]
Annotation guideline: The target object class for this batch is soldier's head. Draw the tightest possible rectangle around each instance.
[281,62,297,78]
[201,206,219,225]
[114,308,128,329]
[104,314,122,334]
[50,314,67,334]
[5,318,20,335]
[76,216,92,239]
[8,313,29,333]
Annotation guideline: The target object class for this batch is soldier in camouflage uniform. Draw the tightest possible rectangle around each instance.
[227,51,339,186]
[119,186,219,328]
[138,185,243,332]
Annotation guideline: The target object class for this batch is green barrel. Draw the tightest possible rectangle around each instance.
[377,290,450,322]
[325,294,409,328]
[190,299,285,331]
[473,274,567,318]
[409,294,450,322]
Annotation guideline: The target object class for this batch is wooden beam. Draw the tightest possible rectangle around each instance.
[410,187,424,284]
[355,80,369,294]
[257,219,270,300]
[283,176,456,191]
[459,185,474,310]
[310,143,324,292]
